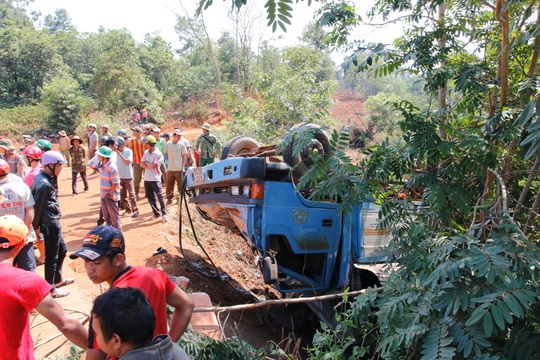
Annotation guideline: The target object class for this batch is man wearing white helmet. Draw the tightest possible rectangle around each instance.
[31,151,73,298]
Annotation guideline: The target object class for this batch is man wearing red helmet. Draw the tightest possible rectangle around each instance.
[0,159,36,271]
[22,145,43,189]
[21,146,46,266]
[0,214,88,358]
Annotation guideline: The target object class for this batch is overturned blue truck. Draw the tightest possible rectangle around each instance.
[185,125,390,326]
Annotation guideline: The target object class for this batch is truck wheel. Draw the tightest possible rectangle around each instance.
[350,267,381,291]
[221,136,261,159]
[283,123,331,178]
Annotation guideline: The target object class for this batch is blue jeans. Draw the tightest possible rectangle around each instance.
[144,181,167,216]
[13,241,36,273]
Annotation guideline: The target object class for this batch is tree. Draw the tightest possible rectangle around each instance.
[223,45,337,141]
[226,2,263,92]
[203,0,540,358]
[50,30,100,91]
[0,24,62,107]
[216,32,237,84]
[139,34,184,99]
[89,29,161,116]
[175,1,222,108]
[299,20,330,51]
[0,0,34,28]
[43,8,74,33]
[42,75,90,132]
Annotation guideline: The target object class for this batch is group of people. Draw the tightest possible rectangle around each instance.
[0,120,230,360]
[81,123,196,227]
[0,120,224,359]
[1,137,72,299]
[1,217,194,359]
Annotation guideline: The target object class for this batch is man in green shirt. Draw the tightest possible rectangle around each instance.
[195,123,222,167]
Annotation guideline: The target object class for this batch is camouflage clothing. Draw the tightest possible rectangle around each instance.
[195,134,222,166]
[69,146,87,173]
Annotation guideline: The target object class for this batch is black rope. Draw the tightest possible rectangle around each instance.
[178,177,220,279]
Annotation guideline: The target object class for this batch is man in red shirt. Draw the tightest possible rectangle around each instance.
[128,126,145,200]
[0,214,87,358]
[69,225,194,360]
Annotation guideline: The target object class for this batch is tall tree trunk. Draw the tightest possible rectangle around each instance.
[515,156,540,217]
[438,3,447,142]
[177,4,221,109]
[200,12,221,109]
[482,0,510,205]
[502,6,540,183]
[525,185,540,235]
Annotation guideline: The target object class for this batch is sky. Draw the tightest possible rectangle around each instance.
[27,0,400,64]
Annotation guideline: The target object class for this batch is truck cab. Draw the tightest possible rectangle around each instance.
[185,156,388,296]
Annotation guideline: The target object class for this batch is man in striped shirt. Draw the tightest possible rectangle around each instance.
[97,146,121,231]
[129,126,145,200]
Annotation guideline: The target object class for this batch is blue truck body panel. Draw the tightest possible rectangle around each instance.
[186,157,389,295]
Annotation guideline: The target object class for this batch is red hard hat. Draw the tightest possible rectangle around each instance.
[0,159,9,176]
[23,145,43,160]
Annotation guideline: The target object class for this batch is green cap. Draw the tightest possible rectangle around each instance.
[36,139,52,151]
[97,146,113,158]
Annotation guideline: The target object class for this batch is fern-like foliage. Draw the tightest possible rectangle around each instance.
[198,0,315,33]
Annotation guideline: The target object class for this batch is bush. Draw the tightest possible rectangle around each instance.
[42,76,91,133]
[0,104,49,138]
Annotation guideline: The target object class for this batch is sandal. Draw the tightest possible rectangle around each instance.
[36,259,45,267]
[51,289,70,298]
[55,278,75,288]
[153,247,168,256]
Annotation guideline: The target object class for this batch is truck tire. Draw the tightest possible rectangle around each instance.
[350,267,381,291]
[283,123,331,178]
[221,136,261,159]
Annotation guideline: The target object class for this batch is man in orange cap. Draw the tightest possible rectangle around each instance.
[0,214,88,358]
